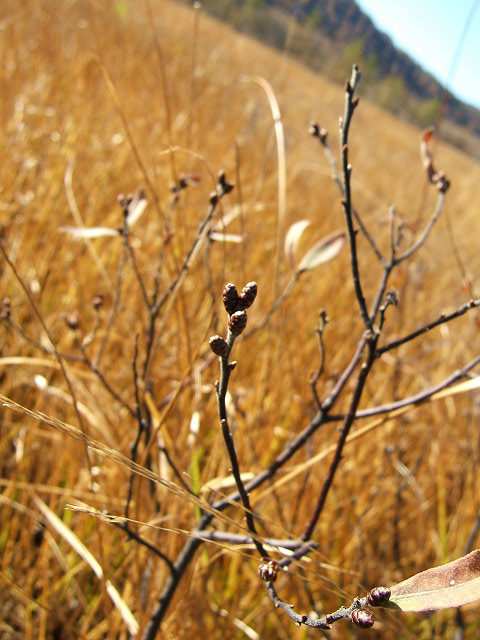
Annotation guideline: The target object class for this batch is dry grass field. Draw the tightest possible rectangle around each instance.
[1,1,480,638]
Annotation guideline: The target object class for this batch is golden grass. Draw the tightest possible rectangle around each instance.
[1,0,480,638]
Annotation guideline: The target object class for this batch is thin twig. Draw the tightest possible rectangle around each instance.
[216,326,269,559]
[143,198,219,378]
[302,338,377,541]
[376,299,480,356]
[396,192,446,262]
[339,66,372,331]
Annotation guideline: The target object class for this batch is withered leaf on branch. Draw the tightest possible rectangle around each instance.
[284,219,310,270]
[383,550,480,612]
[297,230,346,274]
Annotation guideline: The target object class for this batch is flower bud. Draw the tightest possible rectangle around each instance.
[92,294,104,310]
[63,311,79,331]
[217,170,234,196]
[366,586,391,607]
[223,283,240,315]
[209,335,229,357]
[1,297,11,320]
[258,559,279,582]
[350,609,374,629]
[238,281,257,309]
[228,310,247,336]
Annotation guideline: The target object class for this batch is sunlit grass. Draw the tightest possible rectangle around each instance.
[1,1,480,638]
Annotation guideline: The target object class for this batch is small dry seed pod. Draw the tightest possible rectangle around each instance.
[223,283,240,315]
[366,586,391,607]
[238,281,257,309]
[92,294,104,310]
[217,170,234,196]
[258,559,279,582]
[209,335,229,358]
[1,297,11,320]
[228,310,247,336]
[350,609,374,629]
[31,522,45,548]
[63,311,79,331]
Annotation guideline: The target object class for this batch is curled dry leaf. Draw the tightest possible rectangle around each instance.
[59,188,147,239]
[297,230,346,274]
[284,219,310,270]
[420,128,450,192]
[384,550,480,612]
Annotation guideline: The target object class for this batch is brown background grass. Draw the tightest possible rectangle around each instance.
[1,1,480,638]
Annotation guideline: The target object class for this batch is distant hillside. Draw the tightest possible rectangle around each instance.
[183,0,480,158]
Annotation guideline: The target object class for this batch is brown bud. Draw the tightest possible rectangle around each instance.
[217,170,234,197]
[228,310,247,336]
[350,609,374,629]
[1,297,11,320]
[222,283,240,315]
[63,311,79,331]
[238,281,257,309]
[258,559,279,582]
[436,173,450,193]
[92,294,104,310]
[366,586,391,607]
[209,335,229,357]
[31,522,45,548]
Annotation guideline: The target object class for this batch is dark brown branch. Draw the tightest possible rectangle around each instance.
[340,66,372,331]
[376,299,480,356]
[302,337,377,541]
[216,325,269,560]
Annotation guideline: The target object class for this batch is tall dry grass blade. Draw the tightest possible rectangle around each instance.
[241,75,286,296]
[31,493,140,636]
[429,375,480,399]
[93,54,164,222]
[142,0,178,183]
[0,394,264,534]
[64,162,114,294]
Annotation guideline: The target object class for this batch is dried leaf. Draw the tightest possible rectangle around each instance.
[285,220,310,270]
[59,189,147,239]
[208,231,244,243]
[124,192,147,227]
[211,202,265,233]
[297,230,346,273]
[58,226,120,238]
[385,550,480,612]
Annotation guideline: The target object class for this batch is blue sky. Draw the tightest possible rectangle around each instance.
[355,0,480,109]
